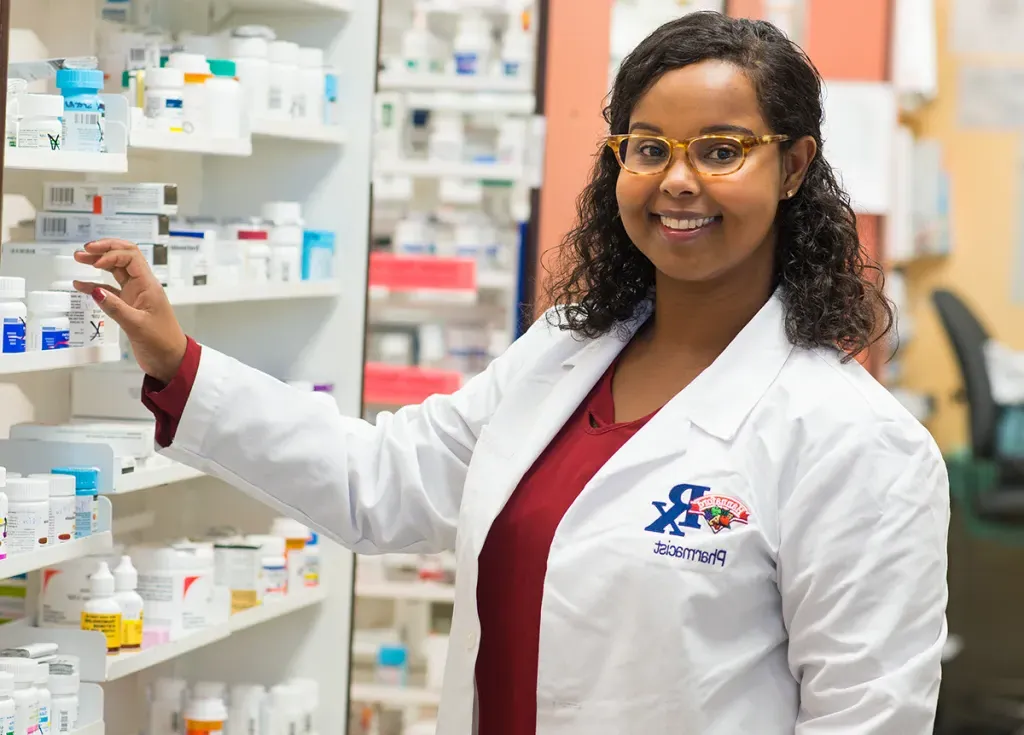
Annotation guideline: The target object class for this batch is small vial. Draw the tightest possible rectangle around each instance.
[26,291,71,351]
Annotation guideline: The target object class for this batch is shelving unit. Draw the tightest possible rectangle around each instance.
[355,580,455,603]
[130,129,253,157]
[166,280,341,306]
[4,149,129,174]
[350,683,441,708]
[375,159,525,181]
[251,119,348,145]
[0,345,122,376]
[378,71,532,93]
[111,460,205,495]
[0,530,113,579]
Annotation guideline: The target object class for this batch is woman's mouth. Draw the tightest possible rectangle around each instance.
[653,214,722,242]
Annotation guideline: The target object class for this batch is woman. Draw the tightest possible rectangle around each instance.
[76,12,948,734]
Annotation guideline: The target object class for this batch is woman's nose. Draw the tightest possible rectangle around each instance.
[659,153,702,198]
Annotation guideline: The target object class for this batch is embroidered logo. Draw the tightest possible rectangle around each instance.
[690,494,751,534]
[644,484,710,537]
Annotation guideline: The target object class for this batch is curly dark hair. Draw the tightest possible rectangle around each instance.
[545,11,893,360]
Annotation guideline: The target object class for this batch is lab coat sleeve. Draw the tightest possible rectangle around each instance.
[159,314,557,556]
[778,421,949,734]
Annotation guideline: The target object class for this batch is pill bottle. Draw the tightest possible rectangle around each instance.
[270,517,309,591]
[227,685,264,735]
[0,467,7,562]
[267,40,299,119]
[47,659,79,734]
[143,67,185,133]
[34,663,50,735]
[0,277,27,354]
[375,645,408,686]
[288,678,319,734]
[0,672,15,735]
[113,556,144,651]
[148,678,187,735]
[15,93,63,151]
[239,230,271,283]
[303,532,320,587]
[166,53,211,136]
[5,477,49,555]
[263,684,302,735]
[261,202,303,283]
[184,696,227,735]
[51,255,107,349]
[323,70,338,127]
[229,35,269,120]
[5,79,27,148]
[27,291,71,351]
[452,11,493,76]
[500,7,535,79]
[0,659,39,735]
[428,112,465,163]
[52,467,99,540]
[295,47,324,124]
[80,562,122,655]
[55,69,105,153]
[193,681,227,701]
[29,473,75,545]
[132,544,213,641]
[206,60,243,140]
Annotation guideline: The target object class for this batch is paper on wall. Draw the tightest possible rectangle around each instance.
[958,66,1024,130]
[1011,145,1024,304]
[819,81,897,216]
[951,0,1024,56]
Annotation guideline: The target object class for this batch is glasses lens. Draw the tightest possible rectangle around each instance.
[689,137,745,175]
[619,136,671,173]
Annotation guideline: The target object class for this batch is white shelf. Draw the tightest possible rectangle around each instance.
[4,149,128,174]
[404,91,535,115]
[227,0,351,10]
[131,129,252,157]
[0,344,122,376]
[379,71,533,94]
[166,280,341,306]
[104,586,327,680]
[375,159,524,181]
[251,119,348,145]
[350,683,441,707]
[356,581,455,603]
[477,270,517,290]
[71,721,105,735]
[111,461,205,495]
[0,531,113,579]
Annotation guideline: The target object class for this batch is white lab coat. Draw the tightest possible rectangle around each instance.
[163,293,949,734]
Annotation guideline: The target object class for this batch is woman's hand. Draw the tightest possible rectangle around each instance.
[73,239,187,384]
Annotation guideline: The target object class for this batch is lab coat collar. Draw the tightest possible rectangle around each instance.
[563,290,793,442]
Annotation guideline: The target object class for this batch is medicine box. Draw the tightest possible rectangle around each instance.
[43,182,179,216]
[0,241,165,292]
[35,212,170,245]
[214,540,264,613]
[9,420,156,459]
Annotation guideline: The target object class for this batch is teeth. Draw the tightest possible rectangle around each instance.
[660,215,716,231]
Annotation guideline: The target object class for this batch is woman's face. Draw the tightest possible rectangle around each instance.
[615,60,813,287]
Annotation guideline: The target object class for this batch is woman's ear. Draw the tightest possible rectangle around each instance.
[780,135,817,200]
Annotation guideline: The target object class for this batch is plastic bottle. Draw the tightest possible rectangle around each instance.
[500,7,535,79]
[206,60,243,140]
[184,696,227,735]
[227,685,264,735]
[0,672,16,735]
[5,79,27,148]
[239,229,272,283]
[295,48,325,124]
[270,517,309,592]
[55,69,105,153]
[143,67,185,133]
[47,656,79,734]
[263,684,302,735]
[289,679,318,734]
[51,255,107,349]
[267,40,299,119]
[452,11,493,76]
[52,467,100,540]
[261,202,303,283]
[166,52,211,136]
[29,473,75,545]
[0,277,27,354]
[229,35,270,120]
[26,291,71,351]
[0,659,39,735]
[15,93,63,151]
[80,562,122,655]
[401,9,435,73]
[148,678,188,735]
[302,532,320,587]
[428,112,465,163]
[323,70,338,127]
[5,477,49,555]
[34,664,50,735]
[0,467,7,562]
[113,556,144,651]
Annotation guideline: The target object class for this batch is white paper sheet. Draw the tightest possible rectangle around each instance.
[958,66,1024,130]
[952,0,1024,55]
[820,81,897,216]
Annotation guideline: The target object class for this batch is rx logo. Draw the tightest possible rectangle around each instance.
[645,483,711,537]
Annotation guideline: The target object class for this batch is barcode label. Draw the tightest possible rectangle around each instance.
[72,113,100,126]
[49,187,76,206]
[41,216,68,236]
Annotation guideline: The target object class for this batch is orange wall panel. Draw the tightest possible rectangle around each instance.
[804,0,890,81]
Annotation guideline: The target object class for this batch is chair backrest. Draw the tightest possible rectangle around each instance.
[932,289,999,459]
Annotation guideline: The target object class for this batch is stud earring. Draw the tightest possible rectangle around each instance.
[786,190,796,199]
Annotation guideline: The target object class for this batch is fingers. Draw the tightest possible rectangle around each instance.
[88,286,143,330]
[77,240,155,284]
[72,280,122,298]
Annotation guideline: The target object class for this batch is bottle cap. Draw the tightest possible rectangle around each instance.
[33,664,48,686]
[229,684,265,706]
[269,683,302,708]
[51,466,100,493]
[30,472,76,498]
[55,68,103,91]
[47,670,79,696]
[261,201,302,225]
[145,67,185,89]
[0,658,39,686]
[229,36,269,59]
[152,677,188,701]
[0,277,25,300]
[208,59,237,77]
[296,47,324,69]
[237,229,269,241]
[377,645,408,668]
[27,290,72,314]
[89,561,115,598]
[193,681,227,700]
[16,93,64,118]
[271,516,310,541]
[114,555,138,591]
[4,477,49,503]
[267,40,299,64]
[0,672,13,696]
[186,696,227,721]
[54,254,101,283]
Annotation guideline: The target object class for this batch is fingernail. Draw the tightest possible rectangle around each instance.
[91,288,106,303]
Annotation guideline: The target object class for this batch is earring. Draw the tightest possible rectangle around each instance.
[786,190,796,198]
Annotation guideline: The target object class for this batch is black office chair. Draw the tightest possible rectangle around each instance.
[932,289,1024,519]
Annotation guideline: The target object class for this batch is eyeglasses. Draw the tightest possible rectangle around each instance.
[604,133,790,177]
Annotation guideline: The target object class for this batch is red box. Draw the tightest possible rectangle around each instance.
[364,363,463,406]
[368,253,477,293]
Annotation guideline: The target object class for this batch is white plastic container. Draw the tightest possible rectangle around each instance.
[295,47,325,124]
[34,664,50,735]
[289,679,319,734]
[132,545,213,642]
[184,696,227,735]
[267,40,299,119]
[80,562,122,655]
[50,255,108,349]
[428,112,465,163]
[248,535,287,599]
[261,202,303,283]
[240,231,272,283]
[148,678,187,735]
[0,277,26,354]
[497,117,528,166]
[0,659,38,735]
[206,60,243,140]
[263,684,302,735]
[501,8,535,79]
[166,52,211,136]
[0,467,7,562]
[143,67,185,133]
[229,36,270,120]
[113,556,144,651]
[270,517,309,592]
[51,467,99,540]
[47,656,79,734]
[394,214,435,256]
[29,474,75,545]
[5,477,49,555]
[227,685,264,735]
[401,9,436,73]
[0,672,16,735]
[5,79,27,148]
[15,94,63,150]
[26,291,71,351]
[452,11,493,76]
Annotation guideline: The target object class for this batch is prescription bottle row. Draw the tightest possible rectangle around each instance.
[0,467,99,560]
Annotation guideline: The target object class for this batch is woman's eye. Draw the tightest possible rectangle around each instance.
[706,146,738,161]
[636,142,668,158]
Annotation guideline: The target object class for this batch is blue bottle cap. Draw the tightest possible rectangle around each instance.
[56,68,104,91]
[51,466,100,492]
[377,645,408,668]
[302,230,335,248]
